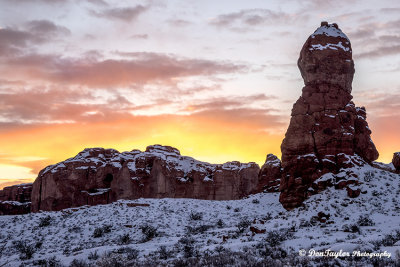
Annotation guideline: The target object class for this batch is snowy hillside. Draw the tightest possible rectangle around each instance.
[1,163,399,266]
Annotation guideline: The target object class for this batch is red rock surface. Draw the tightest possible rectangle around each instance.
[393,152,400,171]
[279,22,379,210]
[0,183,32,215]
[31,145,260,212]
[255,154,281,192]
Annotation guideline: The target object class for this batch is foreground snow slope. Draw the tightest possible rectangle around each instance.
[0,163,399,266]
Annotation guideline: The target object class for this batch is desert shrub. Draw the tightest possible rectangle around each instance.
[13,240,35,260]
[256,241,288,259]
[92,227,104,238]
[92,225,112,238]
[177,236,197,258]
[216,219,224,228]
[96,253,127,267]
[263,212,273,221]
[226,205,231,210]
[114,247,139,260]
[234,207,240,212]
[357,215,375,226]
[102,225,112,233]
[140,224,158,242]
[158,245,173,260]
[117,233,131,245]
[39,215,52,227]
[189,211,203,221]
[236,218,251,233]
[68,226,82,233]
[299,218,312,228]
[185,224,213,235]
[69,259,90,267]
[34,256,62,267]
[252,199,260,204]
[363,170,375,182]
[377,230,400,246]
[342,224,360,233]
[88,250,99,261]
[264,228,294,247]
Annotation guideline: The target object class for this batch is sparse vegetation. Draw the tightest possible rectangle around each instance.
[117,233,131,245]
[177,235,198,258]
[189,211,203,221]
[140,224,158,242]
[342,224,360,233]
[92,225,112,238]
[236,218,251,233]
[13,240,35,260]
[39,215,52,227]
[357,215,375,226]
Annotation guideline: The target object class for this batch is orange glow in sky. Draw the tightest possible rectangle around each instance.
[0,1,399,189]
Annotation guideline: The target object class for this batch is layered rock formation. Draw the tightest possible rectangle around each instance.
[0,183,32,215]
[255,154,281,193]
[280,22,379,210]
[31,145,260,212]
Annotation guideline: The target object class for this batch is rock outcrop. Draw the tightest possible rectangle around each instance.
[31,145,260,212]
[0,183,32,215]
[255,154,281,192]
[393,152,400,171]
[279,22,379,210]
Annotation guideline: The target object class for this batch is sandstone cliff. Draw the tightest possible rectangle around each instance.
[31,145,261,212]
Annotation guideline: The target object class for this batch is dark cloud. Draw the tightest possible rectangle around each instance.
[90,5,148,22]
[5,52,246,87]
[0,21,70,55]
[0,28,36,54]
[87,0,108,6]
[210,9,308,31]
[26,20,71,36]
[0,86,140,127]
[380,7,400,13]
[356,45,400,59]
[167,19,192,27]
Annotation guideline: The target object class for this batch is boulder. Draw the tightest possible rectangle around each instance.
[31,145,260,212]
[279,22,378,210]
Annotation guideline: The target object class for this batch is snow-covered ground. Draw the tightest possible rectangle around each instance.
[1,163,399,266]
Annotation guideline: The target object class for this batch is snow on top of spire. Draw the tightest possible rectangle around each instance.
[311,22,349,41]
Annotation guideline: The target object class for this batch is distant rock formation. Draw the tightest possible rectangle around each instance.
[393,152,400,171]
[31,145,261,212]
[255,154,281,193]
[0,183,32,215]
[279,22,379,210]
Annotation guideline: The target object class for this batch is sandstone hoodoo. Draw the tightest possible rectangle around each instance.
[279,22,379,210]
[31,145,260,212]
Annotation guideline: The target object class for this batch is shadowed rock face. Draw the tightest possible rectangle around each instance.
[255,154,282,193]
[31,145,260,212]
[280,22,379,210]
[393,152,400,171]
[0,183,32,215]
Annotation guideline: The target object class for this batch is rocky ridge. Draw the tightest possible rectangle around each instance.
[31,145,266,212]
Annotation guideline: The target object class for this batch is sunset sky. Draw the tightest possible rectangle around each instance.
[1,0,400,188]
